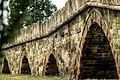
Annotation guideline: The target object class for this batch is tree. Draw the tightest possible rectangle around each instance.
[0,0,30,58]
[0,0,57,58]
[25,0,57,25]
[6,0,31,42]
[0,0,4,57]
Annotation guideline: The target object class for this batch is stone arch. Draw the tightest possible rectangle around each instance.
[77,9,119,79]
[2,58,10,74]
[20,55,31,74]
[80,23,118,79]
[44,53,59,75]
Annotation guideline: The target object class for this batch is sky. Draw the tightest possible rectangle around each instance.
[51,0,68,10]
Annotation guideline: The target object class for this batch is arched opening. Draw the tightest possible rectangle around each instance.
[21,56,31,74]
[45,54,59,75]
[80,23,118,79]
[2,58,10,74]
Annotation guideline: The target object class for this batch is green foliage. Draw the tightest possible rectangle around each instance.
[4,0,31,43]
[25,0,57,25]
[0,0,57,54]
[0,0,9,58]
[1,0,57,44]
[2,0,57,43]
[0,0,57,59]
[0,0,30,52]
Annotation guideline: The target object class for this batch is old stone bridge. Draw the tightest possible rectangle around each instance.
[1,0,120,79]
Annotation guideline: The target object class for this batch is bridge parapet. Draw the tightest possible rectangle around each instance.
[2,0,120,49]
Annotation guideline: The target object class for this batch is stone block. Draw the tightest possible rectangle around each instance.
[118,55,120,65]
[76,0,85,8]
[36,21,40,36]
[65,1,70,21]
[40,22,44,36]
[49,14,53,28]
[118,35,120,39]
[61,7,65,24]
[41,21,45,34]
[34,23,37,37]
[56,10,61,25]
[71,0,78,12]
[45,20,49,34]
[109,0,113,5]
[113,0,120,6]
[39,22,42,36]
[53,12,57,26]
[90,0,97,2]
[113,29,118,35]
[68,0,73,17]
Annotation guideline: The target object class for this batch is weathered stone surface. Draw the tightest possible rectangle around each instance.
[1,0,120,79]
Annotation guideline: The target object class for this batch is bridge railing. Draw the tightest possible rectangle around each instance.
[2,0,120,49]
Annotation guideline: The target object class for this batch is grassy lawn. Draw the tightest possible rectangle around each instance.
[0,74,74,80]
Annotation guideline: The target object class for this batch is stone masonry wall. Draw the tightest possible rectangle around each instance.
[1,0,120,79]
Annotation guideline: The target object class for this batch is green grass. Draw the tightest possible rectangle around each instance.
[0,74,73,80]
